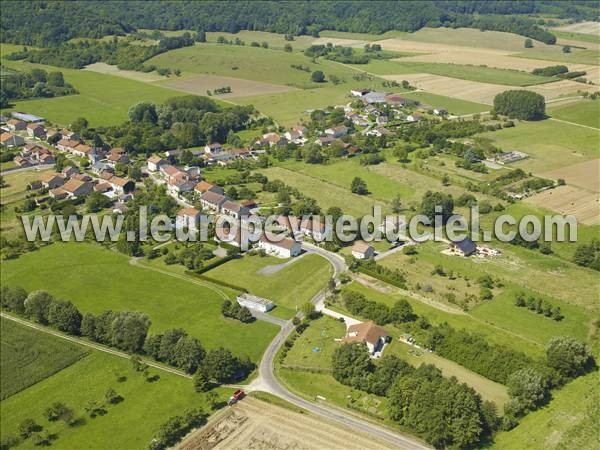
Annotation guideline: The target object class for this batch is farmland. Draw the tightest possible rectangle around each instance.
[525,185,599,225]
[161,74,298,98]
[548,99,600,129]
[1,318,88,400]
[0,243,278,361]
[0,322,231,450]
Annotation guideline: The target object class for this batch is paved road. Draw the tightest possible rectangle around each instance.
[0,164,53,175]
[249,247,431,450]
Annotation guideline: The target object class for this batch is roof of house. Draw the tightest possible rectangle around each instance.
[454,237,477,254]
[327,125,348,133]
[7,119,25,126]
[62,179,87,193]
[26,123,44,129]
[0,132,15,142]
[94,182,112,192]
[206,143,222,149]
[147,155,165,164]
[161,165,180,177]
[201,191,227,204]
[260,235,300,250]
[342,321,389,346]
[222,201,247,214]
[194,181,215,192]
[50,187,67,197]
[108,176,133,187]
[177,207,200,217]
[352,241,374,254]
[73,144,93,154]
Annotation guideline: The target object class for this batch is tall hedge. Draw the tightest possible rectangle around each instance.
[493,90,545,120]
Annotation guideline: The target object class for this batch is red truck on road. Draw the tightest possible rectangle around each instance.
[228,389,245,406]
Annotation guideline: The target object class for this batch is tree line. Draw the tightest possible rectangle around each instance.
[4,1,595,47]
[0,67,77,108]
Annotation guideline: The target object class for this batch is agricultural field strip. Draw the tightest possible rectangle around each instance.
[548,117,600,131]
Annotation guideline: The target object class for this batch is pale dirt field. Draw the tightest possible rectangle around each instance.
[552,22,600,36]
[541,159,600,192]
[381,73,599,105]
[393,52,591,73]
[525,185,599,225]
[159,74,298,98]
[83,62,166,82]
[176,397,394,450]
[310,37,369,47]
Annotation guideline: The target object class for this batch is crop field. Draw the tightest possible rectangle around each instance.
[541,158,600,191]
[548,99,600,129]
[525,184,599,225]
[401,91,490,115]
[491,371,599,450]
[553,30,600,44]
[514,49,600,66]
[0,328,231,450]
[177,396,393,450]
[551,21,600,36]
[357,59,556,86]
[204,253,332,319]
[319,29,410,42]
[0,243,278,361]
[161,73,298,98]
[1,318,89,400]
[476,119,600,173]
[83,62,166,82]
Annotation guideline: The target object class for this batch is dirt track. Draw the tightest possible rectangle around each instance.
[176,397,394,450]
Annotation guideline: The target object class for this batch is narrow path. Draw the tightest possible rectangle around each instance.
[548,117,599,131]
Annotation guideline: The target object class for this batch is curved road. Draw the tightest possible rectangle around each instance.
[252,244,431,450]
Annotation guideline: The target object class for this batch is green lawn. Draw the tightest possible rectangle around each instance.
[491,371,599,449]
[0,44,183,127]
[0,168,52,204]
[0,318,89,400]
[204,253,332,319]
[548,99,600,129]
[402,91,490,115]
[355,59,556,86]
[1,243,278,362]
[476,118,600,173]
[0,324,231,449]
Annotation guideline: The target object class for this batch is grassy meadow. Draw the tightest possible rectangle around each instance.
[401,91,490,115]
[548,99,600,128]
[0,243,278,362]
[1,318,89,400]
[204,253,332,319]
[0,324,231,449]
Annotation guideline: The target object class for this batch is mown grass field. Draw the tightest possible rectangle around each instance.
[0,44,184,127]
[0,318,89,400]
[476,118,600,173]
[548,99,600,128]
[514,49,600,66]
[356,59,556,86]
[0,325,231,450]
[0,243,278,361]
[318,30,410,41]
[553,30,600,44]
[491,371,599,449]
[0,168,52,204]
[204,253,332,319]
[401,91,490,115]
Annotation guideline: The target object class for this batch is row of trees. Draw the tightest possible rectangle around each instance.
[342,291,415,327]
[332,344,496,448]
[221,299,254,323]
[514,292,563,321]
[0,67,77,108]
[573,239,600,271]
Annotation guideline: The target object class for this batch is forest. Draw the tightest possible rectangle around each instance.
[2,1,597,47]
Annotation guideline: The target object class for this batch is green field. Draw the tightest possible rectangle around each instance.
[0,323,230,449]
[553,30,600,44]
[204,253,332,319]
[0,243,278,361]
[318,30,410,41]
[476,118,600,173]
[0,43,184,127]
[548,99,600,128]
[0,318,89,400]
[402,91,490,115]
[149,43,362,88]
[514,49,600,66]
[491,371,599,449]
[355,59,556,86]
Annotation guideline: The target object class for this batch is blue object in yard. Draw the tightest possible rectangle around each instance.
[312,347,321,353]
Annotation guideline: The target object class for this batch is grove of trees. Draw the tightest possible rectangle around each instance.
[493,90,546,120]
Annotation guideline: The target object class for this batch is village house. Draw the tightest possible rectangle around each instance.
[147,155,167,172]
[194,181,225,196]
[351,241,376,260]
[350,115,369,127]
[363,91,387,104]
[406,113,422,122]
[200,191,227,212]
[167,178,196,196]
[341,321,391,356]
[221,200,250,219]
[70,143,95,159]
[366,127,392,137]
[449,237,477,257]
[59,129,80,141]
[94,182,113,194]
[324,125,348,138]
[385,94,409,106]
[236,293,275,313]
[160,164,188,183]
[106,151,129,166]
[176,207,202,230]
[433,108,448,116]
[376,115,389,125]
[49,188,69,200]
[61,179,93,198]
[1,132,25,147]
[350,88,370,98]
[13,156,31,167]
[204,143,223,155]
[300,218,328,241]
[26,123,46,139]
[39,172,65,189]
[259,132,287,147]
[107,176,135,195]
[61,165,79,178]
[258,235,302,258]
[91,161,114,176]
[6,119,26,131]
[315,135,335,146]
[56,139,81,152]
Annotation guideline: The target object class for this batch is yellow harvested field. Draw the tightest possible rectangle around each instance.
[159,74,298,98]
[83,62,166,82]
[310,37,369,47]
[552,22,600,36]
[525,185,599,225]
[541,159,600,192]
[177,397,395,450]
[394,52,590,72]
[381,73,599,105]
